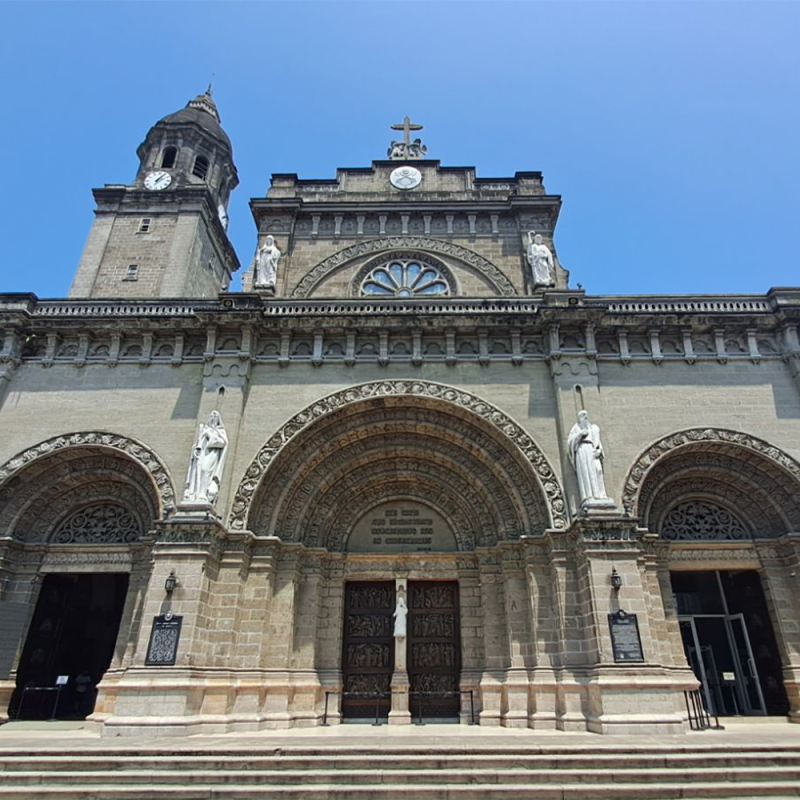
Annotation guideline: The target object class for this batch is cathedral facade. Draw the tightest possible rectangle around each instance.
[0,93,798,735]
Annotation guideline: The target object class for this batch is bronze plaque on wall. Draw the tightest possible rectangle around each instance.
[145,614,183,666]
[608,610,644,663]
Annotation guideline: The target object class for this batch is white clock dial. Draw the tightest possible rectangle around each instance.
[144,171,172,191]
[390,166,422,190]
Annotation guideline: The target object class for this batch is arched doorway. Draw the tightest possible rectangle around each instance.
[0,433,171,720]
[236,380,560,722]
[624,429,800,718]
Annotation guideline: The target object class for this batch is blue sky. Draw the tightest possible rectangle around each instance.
[1,1,797,297]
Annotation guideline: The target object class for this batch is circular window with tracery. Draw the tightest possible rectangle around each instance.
[360,259,451,298]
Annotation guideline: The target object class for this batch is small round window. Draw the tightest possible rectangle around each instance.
[360,259,450,297]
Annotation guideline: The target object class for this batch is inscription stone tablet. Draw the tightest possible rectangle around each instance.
[145,614,183,666]
[347,500,457,552]
[608,610,644,663]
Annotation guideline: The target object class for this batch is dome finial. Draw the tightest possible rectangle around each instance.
[187,84,220,123]
[206,73,215,97]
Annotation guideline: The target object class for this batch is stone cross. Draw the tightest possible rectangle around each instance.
[391,116,423,146]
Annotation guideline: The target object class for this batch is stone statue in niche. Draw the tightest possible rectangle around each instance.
[526,231,555,287]
[567,410,613,508]
[183,411,229,505]
[393,593,408,638]
[252,235,281,289]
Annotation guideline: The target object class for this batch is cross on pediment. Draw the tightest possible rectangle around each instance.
[388,116,428,160]
[391,116,423,145]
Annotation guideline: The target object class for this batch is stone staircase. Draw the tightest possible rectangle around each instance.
[1,741,800,799]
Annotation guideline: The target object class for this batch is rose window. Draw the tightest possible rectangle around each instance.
[360,260,450,297]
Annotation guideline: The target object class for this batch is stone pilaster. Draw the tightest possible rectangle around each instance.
[755,535,800,722]
[549,514,690,734]
[476,550,508,725]
[101,515,226,731]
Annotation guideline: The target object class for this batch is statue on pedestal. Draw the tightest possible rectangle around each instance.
[183,411,229,505]
[393,594,408,638]
[252,235,281,289]
[567,410,610,506]
[526,231,555,287]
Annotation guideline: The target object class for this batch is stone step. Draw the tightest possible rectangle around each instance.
[3,765,800,786]
[3,752,800,773]
[2,781,800,799]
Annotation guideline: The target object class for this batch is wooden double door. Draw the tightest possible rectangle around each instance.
[342,580,461,719]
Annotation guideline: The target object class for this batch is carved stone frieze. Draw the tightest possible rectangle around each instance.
[230,380,566,535]
[290,237,517,298]
[668,546,762,563]
[40,550,135,572]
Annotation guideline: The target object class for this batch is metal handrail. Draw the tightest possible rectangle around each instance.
[322,691,391,726]
[322,689,475,726]
[684,689,724,731]
[411,690,475,725]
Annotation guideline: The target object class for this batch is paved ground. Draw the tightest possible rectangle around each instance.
[1,718,799,752]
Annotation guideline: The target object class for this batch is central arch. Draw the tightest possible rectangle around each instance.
[231,380,565,544]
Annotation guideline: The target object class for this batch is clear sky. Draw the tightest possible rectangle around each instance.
[1,1,798,297]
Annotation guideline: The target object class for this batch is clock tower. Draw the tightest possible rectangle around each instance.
[69,89,240,299]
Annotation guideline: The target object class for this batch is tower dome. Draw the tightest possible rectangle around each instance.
[156,90,232,150]
[134,88,239,203]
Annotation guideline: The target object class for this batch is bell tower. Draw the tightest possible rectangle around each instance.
[70,89,240,299]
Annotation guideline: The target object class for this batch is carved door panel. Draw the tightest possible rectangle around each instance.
[341,581,395,719]
[408,581,461,718]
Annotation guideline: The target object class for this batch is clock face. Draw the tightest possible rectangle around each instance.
[390,166,422,191]
[144,171,172,191]
[217,203,229,230]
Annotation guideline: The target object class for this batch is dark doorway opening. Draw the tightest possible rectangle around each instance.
[672,569,788,717]
[9,573,129,720]
[341,581,395,720]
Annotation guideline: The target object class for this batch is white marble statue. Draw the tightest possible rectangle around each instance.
[393,594,408,638]
[252,235,281,289]
[526,232,555,287]
[183,411,229,505]
[567,410,610,506]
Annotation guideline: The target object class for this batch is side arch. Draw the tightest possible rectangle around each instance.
[0,432,176,536]
[230,380,566,539]
[290,237,517,298]
[622,428,800,538]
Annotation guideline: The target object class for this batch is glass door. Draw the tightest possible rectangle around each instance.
[727,613,766,715]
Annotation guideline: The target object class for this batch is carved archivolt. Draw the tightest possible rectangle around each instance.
[291,237,517,298]
[231,380,566,535]
[623,428,800,536]
[0,432,175,517]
